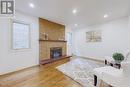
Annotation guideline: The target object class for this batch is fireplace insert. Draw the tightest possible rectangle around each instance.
[50,47,62,59]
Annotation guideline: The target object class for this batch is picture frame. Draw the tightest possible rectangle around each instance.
[86,30,102,42]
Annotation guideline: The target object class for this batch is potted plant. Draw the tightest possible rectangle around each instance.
[112,53,124,63]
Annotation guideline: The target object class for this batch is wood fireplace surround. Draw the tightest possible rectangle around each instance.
[39,18,69,65]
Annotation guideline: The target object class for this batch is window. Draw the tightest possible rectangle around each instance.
[12,21,30,50]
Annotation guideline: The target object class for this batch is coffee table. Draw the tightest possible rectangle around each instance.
[105,59,121,69]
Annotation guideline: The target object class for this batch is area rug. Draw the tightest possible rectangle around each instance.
[56,58,103,87]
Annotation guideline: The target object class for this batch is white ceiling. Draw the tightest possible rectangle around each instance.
[16,0,130,28]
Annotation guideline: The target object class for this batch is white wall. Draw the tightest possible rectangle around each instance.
[73,17,130,61]
[129,14,130,32]
[0,12,39,75]
[129,14,130,48]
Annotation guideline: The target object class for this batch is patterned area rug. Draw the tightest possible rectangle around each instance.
[56,58,103,87]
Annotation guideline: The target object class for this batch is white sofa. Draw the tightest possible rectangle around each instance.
[93,62,130,87]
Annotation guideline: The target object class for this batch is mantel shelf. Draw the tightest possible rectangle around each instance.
[39,39,67,42]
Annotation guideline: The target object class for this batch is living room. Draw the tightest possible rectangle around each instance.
[0,0,130,87]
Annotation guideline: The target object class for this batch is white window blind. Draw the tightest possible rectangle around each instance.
[12,21,30,49]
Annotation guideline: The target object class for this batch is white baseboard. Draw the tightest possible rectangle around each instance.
[74,55,104,63]
[0,64,39,76]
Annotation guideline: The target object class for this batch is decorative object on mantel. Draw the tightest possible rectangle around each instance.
[44,33,48,40]
[45,33,48,40]
[40,32,48,40]
[112,52,124,64]
[86,30,102,42]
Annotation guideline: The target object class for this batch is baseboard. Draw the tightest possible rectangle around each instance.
[0,64,39,76]
[75,55,104,63]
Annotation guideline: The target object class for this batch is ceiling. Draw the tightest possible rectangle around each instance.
[15,0,130,29]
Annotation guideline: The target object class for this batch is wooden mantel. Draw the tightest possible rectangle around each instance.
[39,39,67,42]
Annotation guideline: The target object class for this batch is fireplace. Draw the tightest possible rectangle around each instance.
[50,47,62,59]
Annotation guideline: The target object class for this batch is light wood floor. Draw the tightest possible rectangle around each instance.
[0,59,83,87]
[0,58,108,87]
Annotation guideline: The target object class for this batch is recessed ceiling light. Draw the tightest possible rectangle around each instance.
[73,9,77,14]
[75,24,78,26]
[29,3,35,8]
[104,14,108,18]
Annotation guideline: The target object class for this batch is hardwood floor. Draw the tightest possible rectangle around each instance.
[0,59,83,87]
[0,58,109,87]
